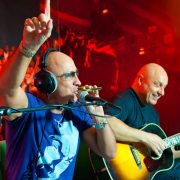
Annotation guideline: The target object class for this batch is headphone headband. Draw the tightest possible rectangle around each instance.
[34,48,59,95]
[40,48,59,68]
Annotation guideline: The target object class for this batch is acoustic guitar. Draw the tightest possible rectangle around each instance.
[89,123,180,180]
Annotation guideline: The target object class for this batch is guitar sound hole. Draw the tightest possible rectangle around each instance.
[144,157,162,172]
[149,150,161,160]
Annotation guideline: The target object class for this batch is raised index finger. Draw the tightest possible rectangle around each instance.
[44,0,50,20]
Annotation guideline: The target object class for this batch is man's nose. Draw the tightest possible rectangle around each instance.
[74,75,81,86]
[159,87,165,96]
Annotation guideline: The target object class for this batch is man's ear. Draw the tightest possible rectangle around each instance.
[137,73,144,86]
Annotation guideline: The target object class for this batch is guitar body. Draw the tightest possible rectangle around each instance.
[108,142,148,180]
[89,123,175,180]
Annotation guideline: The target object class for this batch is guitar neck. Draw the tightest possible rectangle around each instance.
[164,133,180,149]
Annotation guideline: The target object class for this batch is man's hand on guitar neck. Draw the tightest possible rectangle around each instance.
[108,117,166,157]
[139,131,166,157]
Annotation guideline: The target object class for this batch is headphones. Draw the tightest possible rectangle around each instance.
[34,48,59,95]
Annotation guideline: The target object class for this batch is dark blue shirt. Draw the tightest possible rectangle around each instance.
[108,88,160,129]
[5,93,93,180]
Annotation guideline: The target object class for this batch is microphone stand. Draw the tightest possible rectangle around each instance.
[0,105,66,116]
[0,102,102,116]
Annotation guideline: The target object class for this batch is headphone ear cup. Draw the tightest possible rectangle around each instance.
[34,69,58,95]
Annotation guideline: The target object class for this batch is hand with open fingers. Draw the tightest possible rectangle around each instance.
[22,0,53,52]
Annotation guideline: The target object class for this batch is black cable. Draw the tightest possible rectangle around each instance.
[21,114,48,179]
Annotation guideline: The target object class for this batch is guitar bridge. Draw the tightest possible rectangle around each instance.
[130,144,142,169]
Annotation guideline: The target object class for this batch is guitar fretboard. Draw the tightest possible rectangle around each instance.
[164,133,180,149]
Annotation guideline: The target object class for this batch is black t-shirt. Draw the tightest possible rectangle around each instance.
[108,88,160,129]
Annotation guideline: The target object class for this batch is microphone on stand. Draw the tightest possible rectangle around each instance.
[77,91,121,110]
[0,105,70,116]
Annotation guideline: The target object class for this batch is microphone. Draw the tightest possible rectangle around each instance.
[77,91,121,110]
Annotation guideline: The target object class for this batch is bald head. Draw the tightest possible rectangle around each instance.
[132,63,168,105]
[46,51,75,75]
[138,63,168,81]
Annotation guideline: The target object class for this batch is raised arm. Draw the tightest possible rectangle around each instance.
[0,0,53,120]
